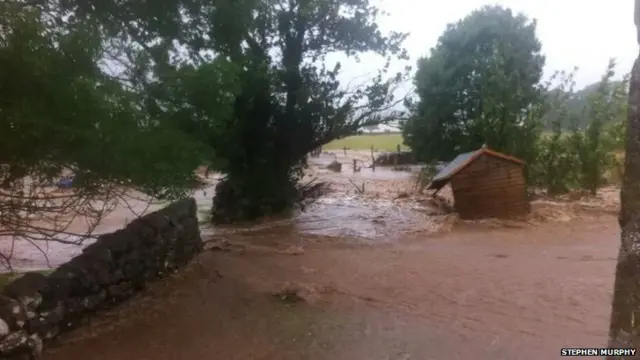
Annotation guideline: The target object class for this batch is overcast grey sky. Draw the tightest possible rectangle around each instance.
[335,0,637,94]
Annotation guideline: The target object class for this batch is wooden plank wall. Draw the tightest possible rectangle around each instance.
[450,154,528,219]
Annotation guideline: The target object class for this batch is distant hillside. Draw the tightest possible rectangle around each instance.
[542,80,627,130]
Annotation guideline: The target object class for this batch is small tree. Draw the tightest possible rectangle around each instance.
[533,70,578,193]
[531,63,629,195]
[579,59,619,194]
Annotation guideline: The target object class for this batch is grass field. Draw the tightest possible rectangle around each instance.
[324,133,408,152]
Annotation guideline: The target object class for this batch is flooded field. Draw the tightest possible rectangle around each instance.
[0,191,168,271]
[1,151,435,270]
[0,150,622,359]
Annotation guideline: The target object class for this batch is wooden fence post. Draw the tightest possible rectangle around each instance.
[370,145,376,172]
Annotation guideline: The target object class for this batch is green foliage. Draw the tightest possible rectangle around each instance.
[541,78,629,131]
[529,70,579,193]
[403,5,545,164]
[8,0,629,237]
[65,0,410,222]
[404,4,629,196]
[527,61,628,194]
[579,59,617,193]
[2,0,411,226]
[199,0,411,221]
[601,74,630,152]
[0,2,203,200]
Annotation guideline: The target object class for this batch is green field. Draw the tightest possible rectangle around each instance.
[324,133,408,152]
[323,131,562,153]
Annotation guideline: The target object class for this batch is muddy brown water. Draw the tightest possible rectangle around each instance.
[1,153,621,359]
[211,196,443,243]
[39,212,618,360]
[0,194,168,271]
[0,179,428,270]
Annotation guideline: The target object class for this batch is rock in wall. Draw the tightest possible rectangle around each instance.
[0,198,203,359]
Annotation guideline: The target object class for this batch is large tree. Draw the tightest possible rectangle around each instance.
[403,5,545,163]
[206,0,410,222]
[607,0,640,355]
[51,0,409,222]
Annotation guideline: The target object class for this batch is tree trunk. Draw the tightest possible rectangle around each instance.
[607,1,640,357]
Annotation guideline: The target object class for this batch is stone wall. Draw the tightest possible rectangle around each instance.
[0,198,203,359]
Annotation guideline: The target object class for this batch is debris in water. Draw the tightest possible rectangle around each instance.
[392,165,412,172]
[274,282,319,304]
[206,238,232,251]
[348,179,365,194]
[205,238,247,253]
[327,161,342,172]
[280,245,304,255]
[395,192,409,199]
[372,216,385,225]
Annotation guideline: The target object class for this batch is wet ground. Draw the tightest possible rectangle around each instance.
[1,150,623,359]
[41,213,617,360]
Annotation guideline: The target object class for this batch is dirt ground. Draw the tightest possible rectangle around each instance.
[4,150,624,359]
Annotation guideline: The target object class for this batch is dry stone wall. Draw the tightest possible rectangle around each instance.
[0,198,203,359]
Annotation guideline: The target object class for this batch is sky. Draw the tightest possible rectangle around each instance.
[334,0,637,96]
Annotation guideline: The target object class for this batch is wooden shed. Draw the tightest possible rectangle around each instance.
[427,146,529,219]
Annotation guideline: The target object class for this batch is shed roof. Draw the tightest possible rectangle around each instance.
[427,147,525,191]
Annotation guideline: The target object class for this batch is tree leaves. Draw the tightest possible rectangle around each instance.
[404,5,544,163]
[1,1,204,199]
[3,0,411,223]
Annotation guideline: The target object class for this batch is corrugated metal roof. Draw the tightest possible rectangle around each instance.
[430,150,480,183]
[426,147,525,191]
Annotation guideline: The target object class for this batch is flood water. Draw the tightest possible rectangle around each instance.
[211,196,443,243]
[0,193,168,271]
[0,150,622,360]
[42,211,619,360]
[1,154,433,271]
